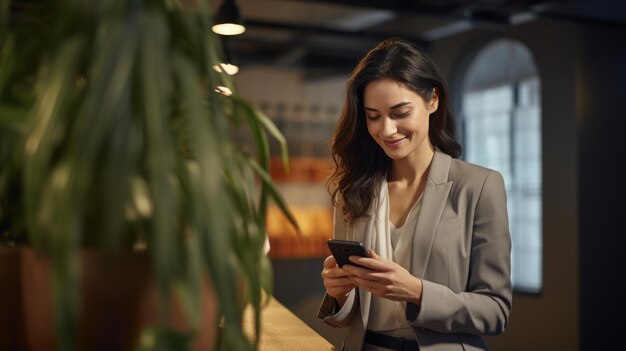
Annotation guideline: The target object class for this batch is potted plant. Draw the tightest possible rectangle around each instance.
[0,0,297,350]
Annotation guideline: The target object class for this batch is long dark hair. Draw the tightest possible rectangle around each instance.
[328,38,461,221]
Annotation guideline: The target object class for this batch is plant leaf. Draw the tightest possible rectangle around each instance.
[244,155,302,237]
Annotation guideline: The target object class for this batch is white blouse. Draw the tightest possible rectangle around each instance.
[366,190,423,340]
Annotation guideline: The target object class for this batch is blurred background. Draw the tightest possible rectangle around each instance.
[212,0,626,350]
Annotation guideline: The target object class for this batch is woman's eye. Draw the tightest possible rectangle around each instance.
[393,111,410,118]
[366,115,381,120]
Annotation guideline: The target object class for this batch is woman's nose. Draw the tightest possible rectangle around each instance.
[381,117,396,137]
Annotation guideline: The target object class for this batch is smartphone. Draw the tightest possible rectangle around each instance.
[327,239,369,268]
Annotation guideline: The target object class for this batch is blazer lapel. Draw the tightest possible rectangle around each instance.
[355,180,388,333]
[411,151,453,278]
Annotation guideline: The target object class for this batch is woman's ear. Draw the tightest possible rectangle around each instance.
[428,88,439,114]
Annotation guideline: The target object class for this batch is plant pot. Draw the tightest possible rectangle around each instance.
[0,245,26,351]
[17,246,217,351]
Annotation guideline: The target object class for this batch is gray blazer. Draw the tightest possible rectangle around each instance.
[318,151,512,351]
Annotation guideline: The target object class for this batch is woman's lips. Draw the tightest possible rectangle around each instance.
[383,138,405,147]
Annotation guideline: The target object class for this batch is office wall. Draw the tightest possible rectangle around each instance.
[576,23,626,351]
[235,65,347,111]
[235,66,305,103]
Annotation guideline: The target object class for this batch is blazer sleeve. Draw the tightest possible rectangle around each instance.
[317,289,357,328]
[317,203,360,328]
[407,171,512,335]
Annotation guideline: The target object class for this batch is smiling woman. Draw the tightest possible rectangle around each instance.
[318,38,512,351]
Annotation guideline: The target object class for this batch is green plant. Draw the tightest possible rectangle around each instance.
[0,0,297,350]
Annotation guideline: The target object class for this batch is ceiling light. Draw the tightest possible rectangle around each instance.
[212,0,245,36]
[213,63,239,75]
[214,86,233,96]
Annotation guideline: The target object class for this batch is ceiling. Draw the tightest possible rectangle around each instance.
[213,0,626,79]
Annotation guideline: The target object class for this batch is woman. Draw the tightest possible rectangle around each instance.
[318,38,512,351]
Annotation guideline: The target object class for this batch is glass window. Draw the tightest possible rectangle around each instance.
[461,40,542,293]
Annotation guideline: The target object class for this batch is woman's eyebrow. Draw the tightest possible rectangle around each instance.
[389,101,411,110]
[364,101,412,112]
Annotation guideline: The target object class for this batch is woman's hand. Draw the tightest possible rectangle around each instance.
[321,255,357,307]
[344,250,423,305]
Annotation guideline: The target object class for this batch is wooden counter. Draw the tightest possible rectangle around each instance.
[244,297,337,351]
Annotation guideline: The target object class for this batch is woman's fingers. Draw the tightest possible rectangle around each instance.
[347,258,386,272]
[322,255,358,299]
[325,277,356,298]
[348,275,371,287]
[323,266,355,280]
[323,255,338,268]
[327,280,356,291]
[323,276,353,288]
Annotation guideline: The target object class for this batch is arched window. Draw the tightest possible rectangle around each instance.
[461,39,542,293]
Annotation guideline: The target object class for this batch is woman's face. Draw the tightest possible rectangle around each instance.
[363,78,438,161]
